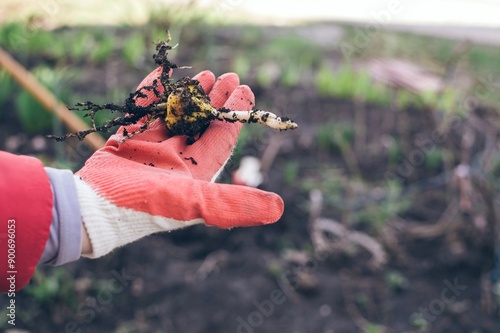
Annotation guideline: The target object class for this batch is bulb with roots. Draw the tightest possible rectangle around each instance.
[159,77,298,144]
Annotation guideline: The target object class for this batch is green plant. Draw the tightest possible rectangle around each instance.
[337,26,500,113]
[121,32,146,67]
[419,90,440,107]
[150,26,167,44]
[0,23,31,52]
[232,55,251,81]
[467,46,500,79]
[316,121,360,176]
[350,68,392,106]
[115,324,136,333]
[385,271,409,292]
[315,64,392,107]
[240,34,322,89]
[15,89,54,133]
[280,66,302,88]
[266,260,282,280]
[490,153,500,179]
[255,62,280,88]
[410,313,428,330]
[386,136,402,167]
[424,147,444,172]
[239,26,263,47]
[316,122,355,153]
[315,64,336,97]
[364,323,382,333]
[394,89,416,109]
[355,292,369,309]
[15,66,71,134]
[266,35,322,69]
[337,66,364,100]
[0,69,14,114]
[90,33,115,64]
[301,167,345,210]
[437,88,460,113]
[331,65,357,100]
[354,181,411,234]
[25,29,58,56]
[0,23,62,59]
[23,268,75,307]
[67,30,92,62]
[283,160,300,185]
[316,122,334,151]
[353,70,373,102]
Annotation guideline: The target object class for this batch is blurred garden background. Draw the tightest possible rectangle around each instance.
[2,0,500,332]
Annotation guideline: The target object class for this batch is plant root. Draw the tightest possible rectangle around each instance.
[215,108,298,130]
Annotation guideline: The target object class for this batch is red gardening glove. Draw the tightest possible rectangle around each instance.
[74,68,284,258]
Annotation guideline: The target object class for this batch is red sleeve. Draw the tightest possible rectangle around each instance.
[0,151,53,292]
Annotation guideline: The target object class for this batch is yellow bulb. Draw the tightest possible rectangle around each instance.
[165,78,216,142]
[165,78,215,142]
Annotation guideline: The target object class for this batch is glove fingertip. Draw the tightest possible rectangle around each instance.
[210,73,240,109]
[224,85,256,112]
[217,72,240,83]
[202,184,285,228]
[193,70,216,94]
[261,191,285,224]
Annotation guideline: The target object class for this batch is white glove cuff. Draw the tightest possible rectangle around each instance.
[74,176,202,258]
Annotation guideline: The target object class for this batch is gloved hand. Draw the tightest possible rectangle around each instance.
[75,68,284,258]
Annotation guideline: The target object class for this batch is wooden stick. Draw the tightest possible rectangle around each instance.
[0,47,105,151]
